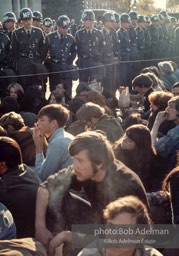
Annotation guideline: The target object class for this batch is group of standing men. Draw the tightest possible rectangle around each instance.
[0,7,179,99]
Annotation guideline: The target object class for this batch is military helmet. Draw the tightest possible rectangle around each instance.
[56,15,70,28]
[102,12,116,22]
[114,12,120,23]
[43,17,53,27]
[160,11,168,18]
[2,12,17,23]
[151,15,160,22]
[145,16,151,23]
[120,13,131,23]
[20,8,33,20]
[81,9,95,21]
[33,11,43,21]
[129,11,138,20]
[138,15,146,23]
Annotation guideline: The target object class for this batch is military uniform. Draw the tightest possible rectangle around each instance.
[11,26,46,90]
[117,26,131,87]
[76,27,105,82]
[149,16,160,66]
[46,30,77,93]
[0,31,12,98]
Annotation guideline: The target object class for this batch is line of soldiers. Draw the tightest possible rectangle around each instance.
[0,8,179,101]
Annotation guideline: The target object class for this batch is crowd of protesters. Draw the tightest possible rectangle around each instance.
[0,6,179,256]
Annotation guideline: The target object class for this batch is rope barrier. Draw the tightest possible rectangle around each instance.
[0,55,179,79]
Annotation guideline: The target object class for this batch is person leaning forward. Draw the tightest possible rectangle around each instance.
[35,131,149,251]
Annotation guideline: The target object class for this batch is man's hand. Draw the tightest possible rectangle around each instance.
[155,111,168,125]
[35,226,53,249]
[32,123,44,153]
[49,231,72,256]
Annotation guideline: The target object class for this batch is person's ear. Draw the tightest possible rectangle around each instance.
[0,161,7,176]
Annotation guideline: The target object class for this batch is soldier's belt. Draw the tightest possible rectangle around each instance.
[19,53,34,58]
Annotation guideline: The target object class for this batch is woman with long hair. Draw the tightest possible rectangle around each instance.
[113,124,165,192]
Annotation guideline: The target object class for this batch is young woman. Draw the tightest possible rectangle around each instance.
[113,124,165,192]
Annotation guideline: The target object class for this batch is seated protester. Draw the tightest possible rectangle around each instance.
[0,126,8,136]
[158,61,178,92]
[33,104,74,182]
[148,91,176,135]
[88,79,118,117]
[132,73,154,119]
[121,112,148,130]
[113,124,165,192]
[66,97,86,136]
[55,82,71,104]
[48,83,69,106]
[162,165,179,224]
[35,131,149,249]
[20,85,48,115]
[172,82,179,96]
[151,96,179,172]
[76,82,91,102]
[6,82,24,105]
[169,60,179,80]
[140,67,166,91]
[0,96,20,117]
[0,112,36,166]
[49,196,163,256]
[86,90,115,116]
[0,202,16,240]
[0,238,47,256]
[0,137,41,238]
[76,102,124,143]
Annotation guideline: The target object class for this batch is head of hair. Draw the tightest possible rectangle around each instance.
[0,136,23,169]
[0,112,25,131]
[122,112,143,130]
[148,91,173,112]
[158,61,174,75]
[168,95,179,113]
[0,97,20,115]
[76,82,91,96]
[162,166,179,192]
[68,97,85,116]
[48,90,63,104]
[6,82,24,99]
[86,90,106,107]
[103,195,151,224]
[37,104,69,127]
[69,131,115,171]
[169,61,178,71]
[140,66,160,77]
[77,102,105,123]
[132,74,153,88]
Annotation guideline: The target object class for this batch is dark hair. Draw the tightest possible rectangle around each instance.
[0,97,20,115]
[113,124,156,190]
[103,195,151,225]
[69,131,115,171]
[37,104,69,127]
[168,95,179,113]
[76,82,91,96]
[77,102,105,123]
[0,136,23,169]
[132,74,153,88]
[68,97,85,116]
[162,166,179,192]
[0,112,25,131]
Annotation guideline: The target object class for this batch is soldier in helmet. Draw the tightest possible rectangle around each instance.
[149,15,160,66]
[75,9,105,83]
[117,13,131,88]
[136,15,146,72]
[128,11,139,80]
[0,27,11,99]
[42,17,53,35]
[11,8,47,91]
[2,12,17,40]
[45,15,77,99]
[32,11,43,28]
[101,12,116,93]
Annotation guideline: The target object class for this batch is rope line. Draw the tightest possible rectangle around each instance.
[0,55,179,79]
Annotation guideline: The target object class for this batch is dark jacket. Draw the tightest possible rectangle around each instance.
[0,165,40,238]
